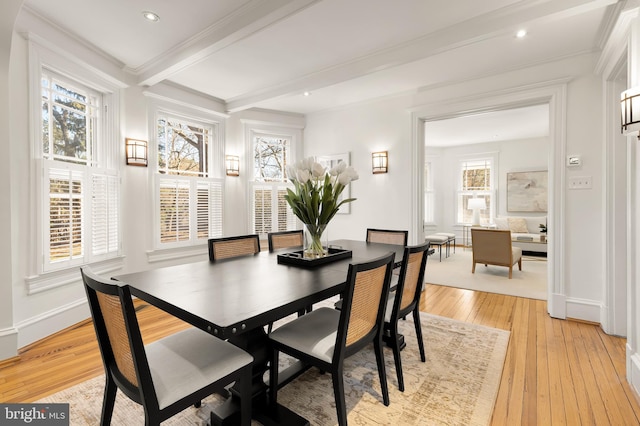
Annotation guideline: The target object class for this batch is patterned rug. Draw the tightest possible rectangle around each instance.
[39,312,509,425]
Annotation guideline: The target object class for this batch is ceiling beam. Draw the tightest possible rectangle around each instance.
[225,0,618,112]
[135,0,321,87]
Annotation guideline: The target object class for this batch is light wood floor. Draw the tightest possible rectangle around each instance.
[1,284,639,425]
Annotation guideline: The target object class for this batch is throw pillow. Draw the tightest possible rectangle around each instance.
[508,217,529,233]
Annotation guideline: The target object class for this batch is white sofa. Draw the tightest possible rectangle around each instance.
[493,216,547,254]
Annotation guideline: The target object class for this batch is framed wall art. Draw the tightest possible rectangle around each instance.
[316,152,351,214]
[507,170,548,212]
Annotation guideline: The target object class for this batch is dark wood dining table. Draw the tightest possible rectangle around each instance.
[113,239,406,426]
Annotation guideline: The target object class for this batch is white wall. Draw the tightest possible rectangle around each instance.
[304,53,605,323]
[425,137,549,238]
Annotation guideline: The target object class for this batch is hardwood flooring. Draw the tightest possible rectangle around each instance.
[1,284,639,425]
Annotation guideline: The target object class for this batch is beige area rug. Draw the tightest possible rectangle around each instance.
[425,249,547,300]
[39,310,509,426]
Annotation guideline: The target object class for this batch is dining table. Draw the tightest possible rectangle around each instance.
[113,239,408,426]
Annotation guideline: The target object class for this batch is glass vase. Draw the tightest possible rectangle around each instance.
[303,223,328,258]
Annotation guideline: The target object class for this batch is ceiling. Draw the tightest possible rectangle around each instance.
[19,0,619,144]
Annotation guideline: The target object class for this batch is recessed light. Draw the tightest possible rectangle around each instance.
[516,29,527,38]
[303,91,311,97]
[142,11,160,22]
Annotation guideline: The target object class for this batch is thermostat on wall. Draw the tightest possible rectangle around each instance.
[567,155,581,167]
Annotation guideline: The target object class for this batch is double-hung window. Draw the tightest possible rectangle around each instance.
[40,69,120,273]
[249,133,297,237]
[457,158,494,224]
[155,113,223,247]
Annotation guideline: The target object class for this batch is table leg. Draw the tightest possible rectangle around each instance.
[210,327,310,426]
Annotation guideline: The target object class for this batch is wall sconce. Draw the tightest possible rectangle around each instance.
[372,151,388,174]
[226,155,240,176]
[621,87,640,134]
[125,138,147,166]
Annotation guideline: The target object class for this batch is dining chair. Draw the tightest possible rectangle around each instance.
[366,228,408,246]
[266,229,306,333]
[80,266,254,426]
[208,234,260,261]
[268,252,396,426]
[383,242,430,392]
[267,229,303,252]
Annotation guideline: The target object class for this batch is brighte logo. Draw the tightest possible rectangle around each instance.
[1,404,68,425]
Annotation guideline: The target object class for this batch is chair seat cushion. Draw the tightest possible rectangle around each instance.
[268,307,339,363]
[425,235,448,243]
[147,328,253,410]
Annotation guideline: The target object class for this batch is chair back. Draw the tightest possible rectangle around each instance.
[80,266,157,409]
[366,228,408,246]
[335,252,395,359]
[267,230,303,252]
[471,228,513,264]
[392,242,430,319]
[208,234,260,261]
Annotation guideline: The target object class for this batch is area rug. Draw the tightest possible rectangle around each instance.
[39,312,509,425]
[425,249,547,300]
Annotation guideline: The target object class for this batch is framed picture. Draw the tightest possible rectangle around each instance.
[316,152,351,214]
[507,170,548,212]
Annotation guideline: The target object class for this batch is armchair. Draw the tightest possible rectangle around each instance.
[471,228,522,279]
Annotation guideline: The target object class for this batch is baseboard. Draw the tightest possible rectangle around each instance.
[0,326,18,361]
[628,344,640,399]
[565,297,601,323]
[15,298,90,349]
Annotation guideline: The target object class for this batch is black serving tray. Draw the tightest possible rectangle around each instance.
[277,247,352,268]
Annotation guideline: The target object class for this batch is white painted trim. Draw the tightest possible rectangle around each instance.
[410,80,567,318]
[549,293,567,319]
[565,297,602,323]
[26,257,124,295]
[15,298,90,349]
[0,327,18,360]
[146,246,209,263]
[629,347,640,396]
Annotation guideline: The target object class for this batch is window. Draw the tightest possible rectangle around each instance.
[249,133,296,236]
[457,159,494,224]
[155,113,223,247]
[40,69,120,272]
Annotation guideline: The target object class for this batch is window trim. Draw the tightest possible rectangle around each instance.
[148,102,225,251]
[243,121,302,238]
[26,39,122,291]
[455,153,499,225]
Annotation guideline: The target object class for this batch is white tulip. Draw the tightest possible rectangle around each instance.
[345,166,359,182]
[296,169,310,183]
[329,161,347,176]
[311,162,325,178]
[286,164,296,180]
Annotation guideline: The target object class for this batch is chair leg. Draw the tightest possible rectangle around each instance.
[373,338,390,406]
[412,309,426,362]
[390,325,404,392]
[100,374,117,426]
[332,372,348,426]
[269,349,280,406]
[472,262,476,273]
[518,258,522,271]
[509,266,513,279]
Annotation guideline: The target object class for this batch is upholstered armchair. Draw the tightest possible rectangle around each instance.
[471,228,522,279]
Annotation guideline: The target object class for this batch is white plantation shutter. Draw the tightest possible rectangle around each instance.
[159,176,223,246]
[197,180,223,240]
[44,162,120,272]
[91,171,120,258]
[250,183,295,236]
[277,188,296,231]
[252,185,273,235]
[47,166,84,268]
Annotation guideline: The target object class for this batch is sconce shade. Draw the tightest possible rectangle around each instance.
[125,138,148,166]
[226,155,240,176]
[372,151,388,174]
[621,87,640,134]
